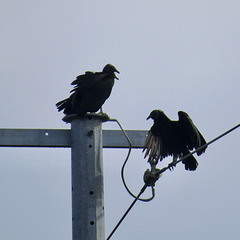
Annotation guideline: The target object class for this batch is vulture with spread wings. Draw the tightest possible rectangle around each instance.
[143,110,207,171]
[56,64,119,115]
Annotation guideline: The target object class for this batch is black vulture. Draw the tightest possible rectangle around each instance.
[143,110,207,171]
[56,64,119,115]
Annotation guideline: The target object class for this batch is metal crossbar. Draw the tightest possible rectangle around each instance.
[0,129,147,148]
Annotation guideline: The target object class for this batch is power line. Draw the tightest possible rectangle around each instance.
[106,123,240,240]
[108,118,155,202]
[106,184,148,240]
[155,123,240,177]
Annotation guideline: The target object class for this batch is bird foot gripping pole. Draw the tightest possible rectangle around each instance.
[63,113,108,240]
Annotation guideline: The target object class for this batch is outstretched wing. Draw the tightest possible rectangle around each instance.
[143,131,162,162]
[142,126,171,163]
[178,111,207,155]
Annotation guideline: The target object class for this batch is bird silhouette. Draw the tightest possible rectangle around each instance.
[143,110,207,171]
[56,64,119,115]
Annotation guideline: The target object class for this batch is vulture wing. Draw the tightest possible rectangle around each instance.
[178,111,207,155]
[142,110,174,164]
[56,64,119,116]
[143,110,207,171]
[70,71,97,94]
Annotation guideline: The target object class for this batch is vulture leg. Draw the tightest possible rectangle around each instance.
[168,155,178,171]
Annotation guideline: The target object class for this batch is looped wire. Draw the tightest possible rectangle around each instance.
[108,118,155,202]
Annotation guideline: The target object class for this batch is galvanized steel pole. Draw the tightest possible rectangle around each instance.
[64,114,108,240]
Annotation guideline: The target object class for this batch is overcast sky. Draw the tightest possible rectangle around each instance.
[1,0,240,239]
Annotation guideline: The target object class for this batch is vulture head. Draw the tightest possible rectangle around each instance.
[103,64,120,79]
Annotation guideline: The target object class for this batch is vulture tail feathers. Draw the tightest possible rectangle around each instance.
[182,150,199,171]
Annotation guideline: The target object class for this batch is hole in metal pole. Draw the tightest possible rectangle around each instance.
[89,191,94,195]
[89,144,92,148]
[90,221,94,225]
[45,132,49,136]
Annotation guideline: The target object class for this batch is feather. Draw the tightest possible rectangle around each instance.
[143,110,207,171]
[56,64,119,115]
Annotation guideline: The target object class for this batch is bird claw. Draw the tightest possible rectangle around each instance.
[168,162,176,171]
[99,112,110,121]
[99,107,105,115]
[97,108,110,118]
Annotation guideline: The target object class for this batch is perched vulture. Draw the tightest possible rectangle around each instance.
[56,64,119,115]
[143,110,207,171]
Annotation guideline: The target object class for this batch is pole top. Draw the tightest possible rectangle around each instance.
[62,113,110,123]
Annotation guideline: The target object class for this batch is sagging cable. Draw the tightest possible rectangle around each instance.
[108,118,155,202]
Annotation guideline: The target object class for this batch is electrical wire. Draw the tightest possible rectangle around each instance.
[106,184,147,240]
[108,118,155,201]
[106,123,240,240]
[155,123,240,176]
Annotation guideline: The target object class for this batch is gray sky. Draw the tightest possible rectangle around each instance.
[1,0,240,239]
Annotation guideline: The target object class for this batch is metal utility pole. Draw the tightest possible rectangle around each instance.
[0,117,158,240]
[65,114,107,240]
[0,114,147,240]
